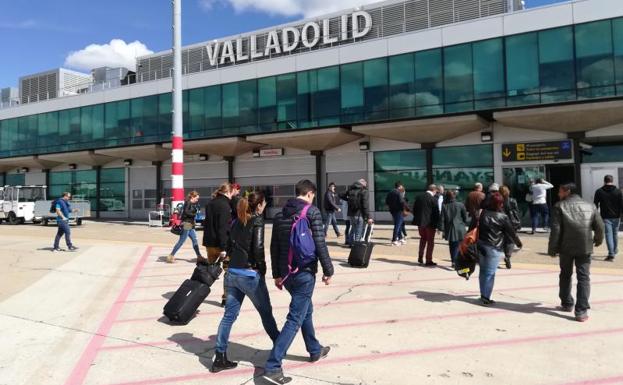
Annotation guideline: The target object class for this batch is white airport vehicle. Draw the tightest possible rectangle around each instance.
[0,185,47,225]
[33,199,91,226]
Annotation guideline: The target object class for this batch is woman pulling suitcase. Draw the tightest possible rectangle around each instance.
[211,191,280,373]
[167,191,204,263]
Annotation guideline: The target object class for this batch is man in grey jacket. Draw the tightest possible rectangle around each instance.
[548,183,605,322]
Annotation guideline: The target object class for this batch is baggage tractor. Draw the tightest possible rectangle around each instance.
[163,279,211,324]
[348,223,374,268]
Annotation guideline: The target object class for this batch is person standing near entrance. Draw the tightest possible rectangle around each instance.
[167,191,204,263]
[548,183,604,322]
[529,178,554,234]
[323,182,342,238]
[412,184,440,266]
[386,181,407,246]
[203,182,234,307]
[593,175,623,261]
[500,185,522,269]
[465,183,485,225]
[53,192,78,252]
[340,179,373,245]
[263,179,334,385]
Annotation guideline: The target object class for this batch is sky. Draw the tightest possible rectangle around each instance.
[0,0,569,88]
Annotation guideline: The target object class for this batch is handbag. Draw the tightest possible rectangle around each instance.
[456,218,481,280]
[170,224,183,236]
[191,262,223,287]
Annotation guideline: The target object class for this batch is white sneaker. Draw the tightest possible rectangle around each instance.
[391,241,401,246]
[400,239,407,245]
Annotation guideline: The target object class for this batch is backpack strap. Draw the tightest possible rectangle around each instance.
[281,205,312,286]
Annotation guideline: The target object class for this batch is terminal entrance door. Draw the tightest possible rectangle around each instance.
[546,164,576,207]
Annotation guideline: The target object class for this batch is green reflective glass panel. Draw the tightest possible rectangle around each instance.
[258,77,277,128]
[6,174,25,186]
[374,149,426,171]
[341,62,364,122]
[538,26,576,102]
[444,44,473,105]
[276,74,297,127]
[432,168,495,191]
[204,86,222,134]
[375,171,429,191]
[364,58,389,121]
[613,18,623,94]
[389,54,416,118]
[222,83,239,129]
[576,20,615,97]
[582,145,623,162]
[238,80,257,133]
[433,144,493,168]
[189,88,205,136]
[49,171,72,185]
[158,93,172,137]
[414,49,443,114]
[506,32,540,100]
[101,168,125,183]
[473,38,505,107]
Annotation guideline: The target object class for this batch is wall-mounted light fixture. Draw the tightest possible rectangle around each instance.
[359,141,370,151]
[481,131,493,143]
[20,167,29,173]
[198,154,209,161]
[68,163,77,170]
[252,149,261,158]
[123,159,133,166]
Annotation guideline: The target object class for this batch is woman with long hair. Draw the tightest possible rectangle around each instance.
[211,191,280,373]
[476,192,522,305]
[203,182,233,306]
[167,191,203,263]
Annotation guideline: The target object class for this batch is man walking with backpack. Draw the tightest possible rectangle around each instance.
[263,179,334,384]
[341,179,373,246]
[52,192,78,252]
[593,175,623,261]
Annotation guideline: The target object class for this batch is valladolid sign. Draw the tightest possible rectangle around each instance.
[205,11,373,66]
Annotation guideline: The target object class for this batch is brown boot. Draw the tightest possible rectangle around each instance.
[166,254,175,264]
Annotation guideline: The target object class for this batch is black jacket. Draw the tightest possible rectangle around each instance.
[549,195,605,256]
[439,199,468,242]
[385,189,404,214]
[230,195,241,219]
[412,192,439,228]
[324,190,341,212]
[594,185,623,219]
[340,182,370,220]
[202,194,231,250]
[477,210,522,250]
[227,215,267,275]
[181,201,199,227]
[270,198,334,279]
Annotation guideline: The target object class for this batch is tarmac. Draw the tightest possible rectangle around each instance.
[0,221,622,385]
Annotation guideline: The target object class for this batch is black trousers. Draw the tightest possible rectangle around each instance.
[559,253,591,316]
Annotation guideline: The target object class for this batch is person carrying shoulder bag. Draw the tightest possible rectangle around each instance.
[167,191,204,263]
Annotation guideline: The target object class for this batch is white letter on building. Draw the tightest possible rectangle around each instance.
[236,37,249,62]
[220,40,236,65]
[250,34,264,59]
[264,30,282,56]
[205,42,221,66]
[341,14,349,40]
[302,22,320,48]
[352,11,372,39]
[322,19,338,45]
[282,27,300,53]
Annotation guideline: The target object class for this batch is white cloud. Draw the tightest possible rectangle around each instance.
[199,0,380,18]
[64,39,153,72]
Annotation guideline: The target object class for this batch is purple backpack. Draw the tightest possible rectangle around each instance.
[282,205,316,283]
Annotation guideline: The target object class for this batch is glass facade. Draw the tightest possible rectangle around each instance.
[100,168,126,211]
[48,168,125,211]
[374,149,428,210]
[582,144,623,163]
[1,17,623,159]
[5,173,25,186]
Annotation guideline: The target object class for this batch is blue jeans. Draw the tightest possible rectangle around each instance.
[216,272,280,353]
[265,272,321,373]
[449,240,460,265]
[603,218,620,257]
[478,242,503,300]
[54,220,72,249]
[348,216,364,244]
[324,211,340,237]
[170,228,201,257]
[531,203,549,231]
[391,211,405,242]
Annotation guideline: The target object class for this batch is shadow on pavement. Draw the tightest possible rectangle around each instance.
[168,333,308,384]
[410,290,575,321]
[156,255,198,264]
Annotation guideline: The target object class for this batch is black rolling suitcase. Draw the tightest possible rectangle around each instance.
[348,223,374,268]
[163,279,211,324]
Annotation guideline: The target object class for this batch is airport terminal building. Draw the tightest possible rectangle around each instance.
[1,0,622,221]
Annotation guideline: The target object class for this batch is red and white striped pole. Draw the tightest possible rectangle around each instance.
[171,0,184,208]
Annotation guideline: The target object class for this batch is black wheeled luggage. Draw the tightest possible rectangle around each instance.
[163,279,211,324]
[348,224,374,268]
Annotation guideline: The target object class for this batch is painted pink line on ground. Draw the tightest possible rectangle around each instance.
[554,375,623,385]
[104,327,623,385]
[130,269,556,291]
[62,246,153,385]
[137,267,420,279]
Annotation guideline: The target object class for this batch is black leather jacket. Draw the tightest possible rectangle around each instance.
[477,210,522,250]
[202,194,231,249]
[270,198,334,279]
[227,215,267,275]
[181,201,199,227]
[548,195,605,256]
